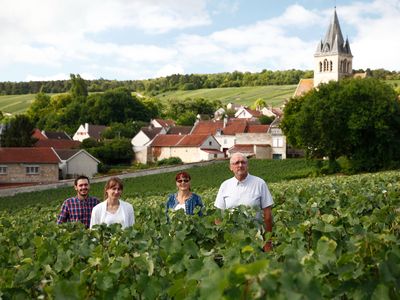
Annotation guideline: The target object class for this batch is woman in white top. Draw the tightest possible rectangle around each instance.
[90,177,134,229]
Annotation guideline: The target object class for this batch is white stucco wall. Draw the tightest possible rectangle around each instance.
[62,152,99,178]
[131,131,150,147]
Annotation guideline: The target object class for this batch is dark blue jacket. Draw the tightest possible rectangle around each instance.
[165,193,203,217]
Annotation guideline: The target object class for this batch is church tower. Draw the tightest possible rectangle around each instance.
[314,8,353,87]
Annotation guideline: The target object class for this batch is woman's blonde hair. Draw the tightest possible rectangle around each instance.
[104,177,124,200]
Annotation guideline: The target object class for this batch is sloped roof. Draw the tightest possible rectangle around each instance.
[243,108,262,117]
[150,135,184,147]
[315,9,352,56]
[54,149,100,163]
[0,147,60,163]
[191,120,223,135]
[167,126,192,135]
[43,131,71,140]
[228,144,254,154]
[35,139,81,149]
[201,149,224,154]
[247,125,269,133]
[141,127,163,139]
[271,108,283,118]
[32,129,47,140]
[293,78,314,97]
[191,119,261,135]
[154,119,176,128]
[88,124,108,140]
[176,135,210,147]
[150,134,212,147]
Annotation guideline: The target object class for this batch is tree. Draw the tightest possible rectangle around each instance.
[281,78,400,171]
[253,98,266,110]
[70,74,88,98]
[1,114,37,147]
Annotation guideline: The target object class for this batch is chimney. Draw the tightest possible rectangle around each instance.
[223,116,228,128]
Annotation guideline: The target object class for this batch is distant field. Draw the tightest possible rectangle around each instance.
[0,94,36,115]
[1,79,398,116]
[156,85,297,108]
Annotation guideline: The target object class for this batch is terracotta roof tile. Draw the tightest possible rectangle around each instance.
[247,125,269,133]
[0,147,60,163]
[191,119,251,135]
[176,135,209,146]
[150,135,184,147]
[32,129,47,140]
[294,78,314,97]
[154,119,176,128]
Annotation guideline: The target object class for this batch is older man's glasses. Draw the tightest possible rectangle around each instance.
[231,160,247,166]
[176,179,190,183]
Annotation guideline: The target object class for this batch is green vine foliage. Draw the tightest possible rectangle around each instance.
[0,171,399,299]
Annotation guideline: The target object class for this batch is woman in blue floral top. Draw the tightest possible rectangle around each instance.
[165,171,203,217]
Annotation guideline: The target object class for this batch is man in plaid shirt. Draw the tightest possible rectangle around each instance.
[57,175,99,228]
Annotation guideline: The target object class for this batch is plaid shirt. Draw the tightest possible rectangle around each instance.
[57,196,99,228]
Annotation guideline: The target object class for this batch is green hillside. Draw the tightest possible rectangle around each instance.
[156,85,296,107]
[0,94,36,115]
[0,85,296,116]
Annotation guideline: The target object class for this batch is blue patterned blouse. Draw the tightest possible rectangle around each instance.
[165,192,203,217]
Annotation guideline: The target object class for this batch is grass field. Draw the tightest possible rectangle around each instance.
[1,79,398,116]
[0,85,297,115]
[0,94,36,115]
[156,85,296,108]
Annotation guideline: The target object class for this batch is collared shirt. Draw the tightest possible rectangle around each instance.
[214,174,273,218]
[57,196,99,228]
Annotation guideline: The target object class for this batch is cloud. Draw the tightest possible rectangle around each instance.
[1,0,399,82]
[342,0,400,70]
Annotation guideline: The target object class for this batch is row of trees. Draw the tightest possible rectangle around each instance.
[281,77,400,172]
[2,68,400,96]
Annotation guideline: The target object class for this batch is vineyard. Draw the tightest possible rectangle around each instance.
[0,171,399,299]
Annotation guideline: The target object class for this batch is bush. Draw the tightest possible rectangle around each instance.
[156,157,183,166]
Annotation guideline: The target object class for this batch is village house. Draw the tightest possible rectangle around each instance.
[54,149,100,179]
[234,107,262,120]
[131,125,166,164]
[151,118,175,129]
[0,147,60,184]
[72,123,108,142]
[149,134,223,163]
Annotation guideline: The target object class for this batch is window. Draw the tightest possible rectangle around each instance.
[209,141,212,146]
[273,137,283,148]
[26,166,39,175]
[273,154,282,160]
[0,166,7,174]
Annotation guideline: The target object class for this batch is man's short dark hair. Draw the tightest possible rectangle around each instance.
[74,175,90,186]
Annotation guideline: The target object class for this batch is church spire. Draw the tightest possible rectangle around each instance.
[315,8,351,55]
[313,8,353,87]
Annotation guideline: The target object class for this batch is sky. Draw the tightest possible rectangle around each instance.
[0,0,399,82]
